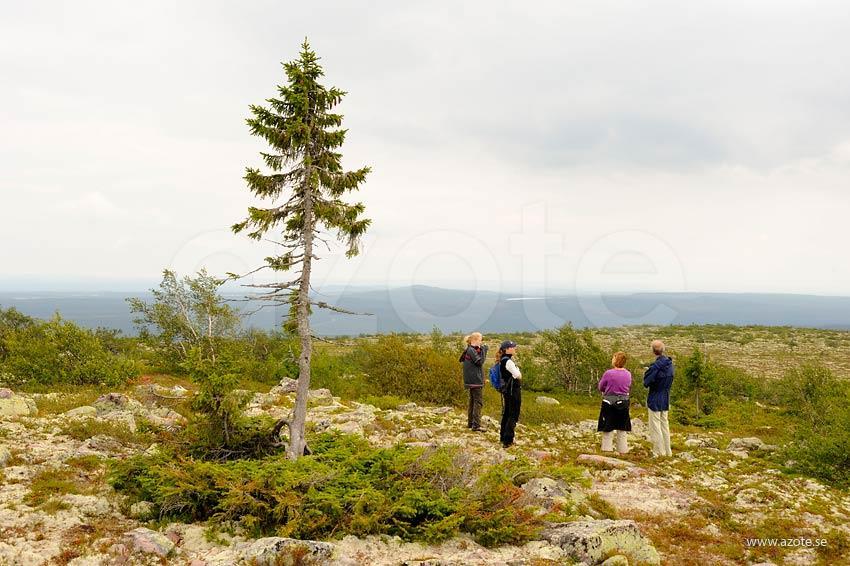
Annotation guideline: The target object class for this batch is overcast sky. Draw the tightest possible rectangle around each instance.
[2,1,849,295]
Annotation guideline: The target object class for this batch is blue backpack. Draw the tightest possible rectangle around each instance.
[489,358,506,390]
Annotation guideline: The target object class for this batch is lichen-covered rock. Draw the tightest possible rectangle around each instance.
[521,477,586,509]
[602,555,631,566]
[0,445,11,467]
[331,421,363,435]
[685,434,717,448]
[237,537,333,565]
[0,392,36,418]
[307,388,333,400]
[541,520,661,565]
[408,428,433,440]
[535,396,560,405]
[276,377,299,393]
[727,437,771,452]
[577,454,647,477]
[630,417,647,436]
[95,392,133,409]
[130,500,156,520]
[123,527,175,557]
[64,405,98,418]
[62,494,112,517]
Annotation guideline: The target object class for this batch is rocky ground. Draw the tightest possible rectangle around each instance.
[1,383,849,566]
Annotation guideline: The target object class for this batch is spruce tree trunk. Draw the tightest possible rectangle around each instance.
[288,189,314,460]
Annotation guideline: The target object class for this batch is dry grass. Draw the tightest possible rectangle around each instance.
[593,325,850,380]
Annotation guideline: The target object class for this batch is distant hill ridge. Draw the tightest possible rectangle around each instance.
[3,286,850,336]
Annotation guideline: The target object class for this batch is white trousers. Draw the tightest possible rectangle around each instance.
[648,409,672,457]
[601,430,629,454]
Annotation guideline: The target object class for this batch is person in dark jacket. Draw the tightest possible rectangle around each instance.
[643,340,674,457]
[460,332,488,431]
[497,340,522,448]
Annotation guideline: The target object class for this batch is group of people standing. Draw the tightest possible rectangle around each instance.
[460,334,675,456]
[460,333,522,447]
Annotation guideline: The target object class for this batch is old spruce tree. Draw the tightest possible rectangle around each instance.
[233,40,370,459]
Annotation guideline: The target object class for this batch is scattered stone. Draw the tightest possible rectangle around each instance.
[432,406,453,414]
[577,454,646,476]
[530,449,553,462]
[63,494,112,517]
[602,555,630,566]
[172,385,189,396]
[103,412,137,432]
[408,428,433,441]
[630,417,646,435]
[277,377,299,393]
[81,435,125,453]
[130,501,156,520]
[729,450,749,459]
[522,477,567,500]
[541,519,661,565]
[307,389,334,405]
[783,547,817,566]
[0,391,37,418]
[535,396,560,406]
[727,437,768,452]
[308,388,333,400]
[685,435,717,448]
[64,406,98,418]
[237,537,334,565]
[332,421,364,435]
[521,477,585,509]
[96,392,131,409]
[397,402,418,411]
[124,527,175,557]
[735,488,767,508]
[702,523,722,537]
[406,441,438,449]
[481,415,498,427]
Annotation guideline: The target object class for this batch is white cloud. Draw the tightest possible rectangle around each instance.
[1,0,849,295]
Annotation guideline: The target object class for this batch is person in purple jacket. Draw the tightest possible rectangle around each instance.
[596,351,632,454]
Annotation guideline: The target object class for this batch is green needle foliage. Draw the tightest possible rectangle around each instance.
[232,39,371,459]
[110,433,541,546]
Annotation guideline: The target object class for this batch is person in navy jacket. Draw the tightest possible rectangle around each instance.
[643,340,674,457]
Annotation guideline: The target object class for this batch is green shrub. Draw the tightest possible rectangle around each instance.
[0,306,35,362]
[531,325,609,394]
[775,365,850,487]
[784,401,850,488]
[773,365,840,427]
[222,330,299,385]
[2,315,138,387]
[110,433,542,546]
[181,347,279,460]
[356,335,464,406]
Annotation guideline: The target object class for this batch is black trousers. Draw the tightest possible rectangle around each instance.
[500,381,522,445]
[467,387,483,429]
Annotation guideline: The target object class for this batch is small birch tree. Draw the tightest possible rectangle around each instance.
[232,40,370,459]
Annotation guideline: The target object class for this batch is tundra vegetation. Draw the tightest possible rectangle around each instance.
[2,296,850,562]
